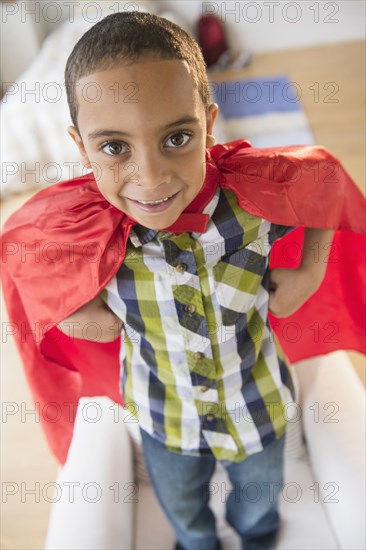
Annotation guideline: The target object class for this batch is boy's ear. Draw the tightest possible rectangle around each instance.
[206,103,219,148]
[67,125,91,168]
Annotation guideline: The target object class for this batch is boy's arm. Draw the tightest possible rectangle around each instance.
[269,228,335,318]
[57,295,123,342]
[301,227,335,282]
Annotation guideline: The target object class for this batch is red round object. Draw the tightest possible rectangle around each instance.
[197,14,229,67]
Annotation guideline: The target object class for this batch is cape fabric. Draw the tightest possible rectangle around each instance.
[1,139,365,465]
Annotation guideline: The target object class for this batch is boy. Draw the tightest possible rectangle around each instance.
[2,11,365,550]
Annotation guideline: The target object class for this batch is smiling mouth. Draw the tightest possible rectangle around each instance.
[135,195,173,205]
[126,191,180,213]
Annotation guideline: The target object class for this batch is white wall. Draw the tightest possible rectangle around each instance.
[1,0,365,92]
[0,0,150,91]
[157,0,365,52]
[0,1,40,88]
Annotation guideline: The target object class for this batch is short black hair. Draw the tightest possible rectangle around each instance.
[64,11,210,134]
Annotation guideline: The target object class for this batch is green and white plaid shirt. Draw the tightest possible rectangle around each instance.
[100,186,296,462]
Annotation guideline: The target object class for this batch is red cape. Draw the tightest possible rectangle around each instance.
[1,139,365,465]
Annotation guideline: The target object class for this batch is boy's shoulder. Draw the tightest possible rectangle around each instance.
[214,139,364,233]
[1,171,128,332]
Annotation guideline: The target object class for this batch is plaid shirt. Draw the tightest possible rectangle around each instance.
[100,186,297,462]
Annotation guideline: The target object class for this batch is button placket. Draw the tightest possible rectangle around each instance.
[193,352,209,393]
[163,233,215,392]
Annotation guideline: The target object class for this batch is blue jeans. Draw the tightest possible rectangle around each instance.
[139,428,286,550]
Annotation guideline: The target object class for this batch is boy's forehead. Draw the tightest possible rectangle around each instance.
[75,58,205,132]
[75,58,198,102]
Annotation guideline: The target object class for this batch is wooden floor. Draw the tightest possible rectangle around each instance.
[1,40,365,549]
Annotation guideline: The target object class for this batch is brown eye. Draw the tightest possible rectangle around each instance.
[102,142,125,155]
[166,132,192,148]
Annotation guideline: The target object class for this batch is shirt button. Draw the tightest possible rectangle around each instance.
[193,351,204,361]
[185,304,196,315]
[175,263,187,273]
[205,414,215,421]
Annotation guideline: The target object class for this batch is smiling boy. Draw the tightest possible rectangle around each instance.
[63,55,298,550]
[59,12,334,550]
[2,10,365,550]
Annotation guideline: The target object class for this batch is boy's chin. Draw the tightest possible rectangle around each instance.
[126,209,182,231]
[111,193,189,230]
[135,215,180,231]
[124,202,185,230]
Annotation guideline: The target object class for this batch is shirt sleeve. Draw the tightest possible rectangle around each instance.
[268,223,297,246]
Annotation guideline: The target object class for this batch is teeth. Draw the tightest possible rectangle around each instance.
[137,196,172,205]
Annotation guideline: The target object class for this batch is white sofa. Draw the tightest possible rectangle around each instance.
[44,351,365,550]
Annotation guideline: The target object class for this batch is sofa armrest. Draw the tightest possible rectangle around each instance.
[45,396,136,550]
[293,351,365,550]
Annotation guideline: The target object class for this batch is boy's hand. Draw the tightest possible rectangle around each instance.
[57,295,123,342]
[269,228,335,318]
[268,265,324,318]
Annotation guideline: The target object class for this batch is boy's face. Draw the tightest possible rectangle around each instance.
[68,56,218,230]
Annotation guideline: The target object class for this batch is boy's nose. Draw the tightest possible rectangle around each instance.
[133,150,171,189]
